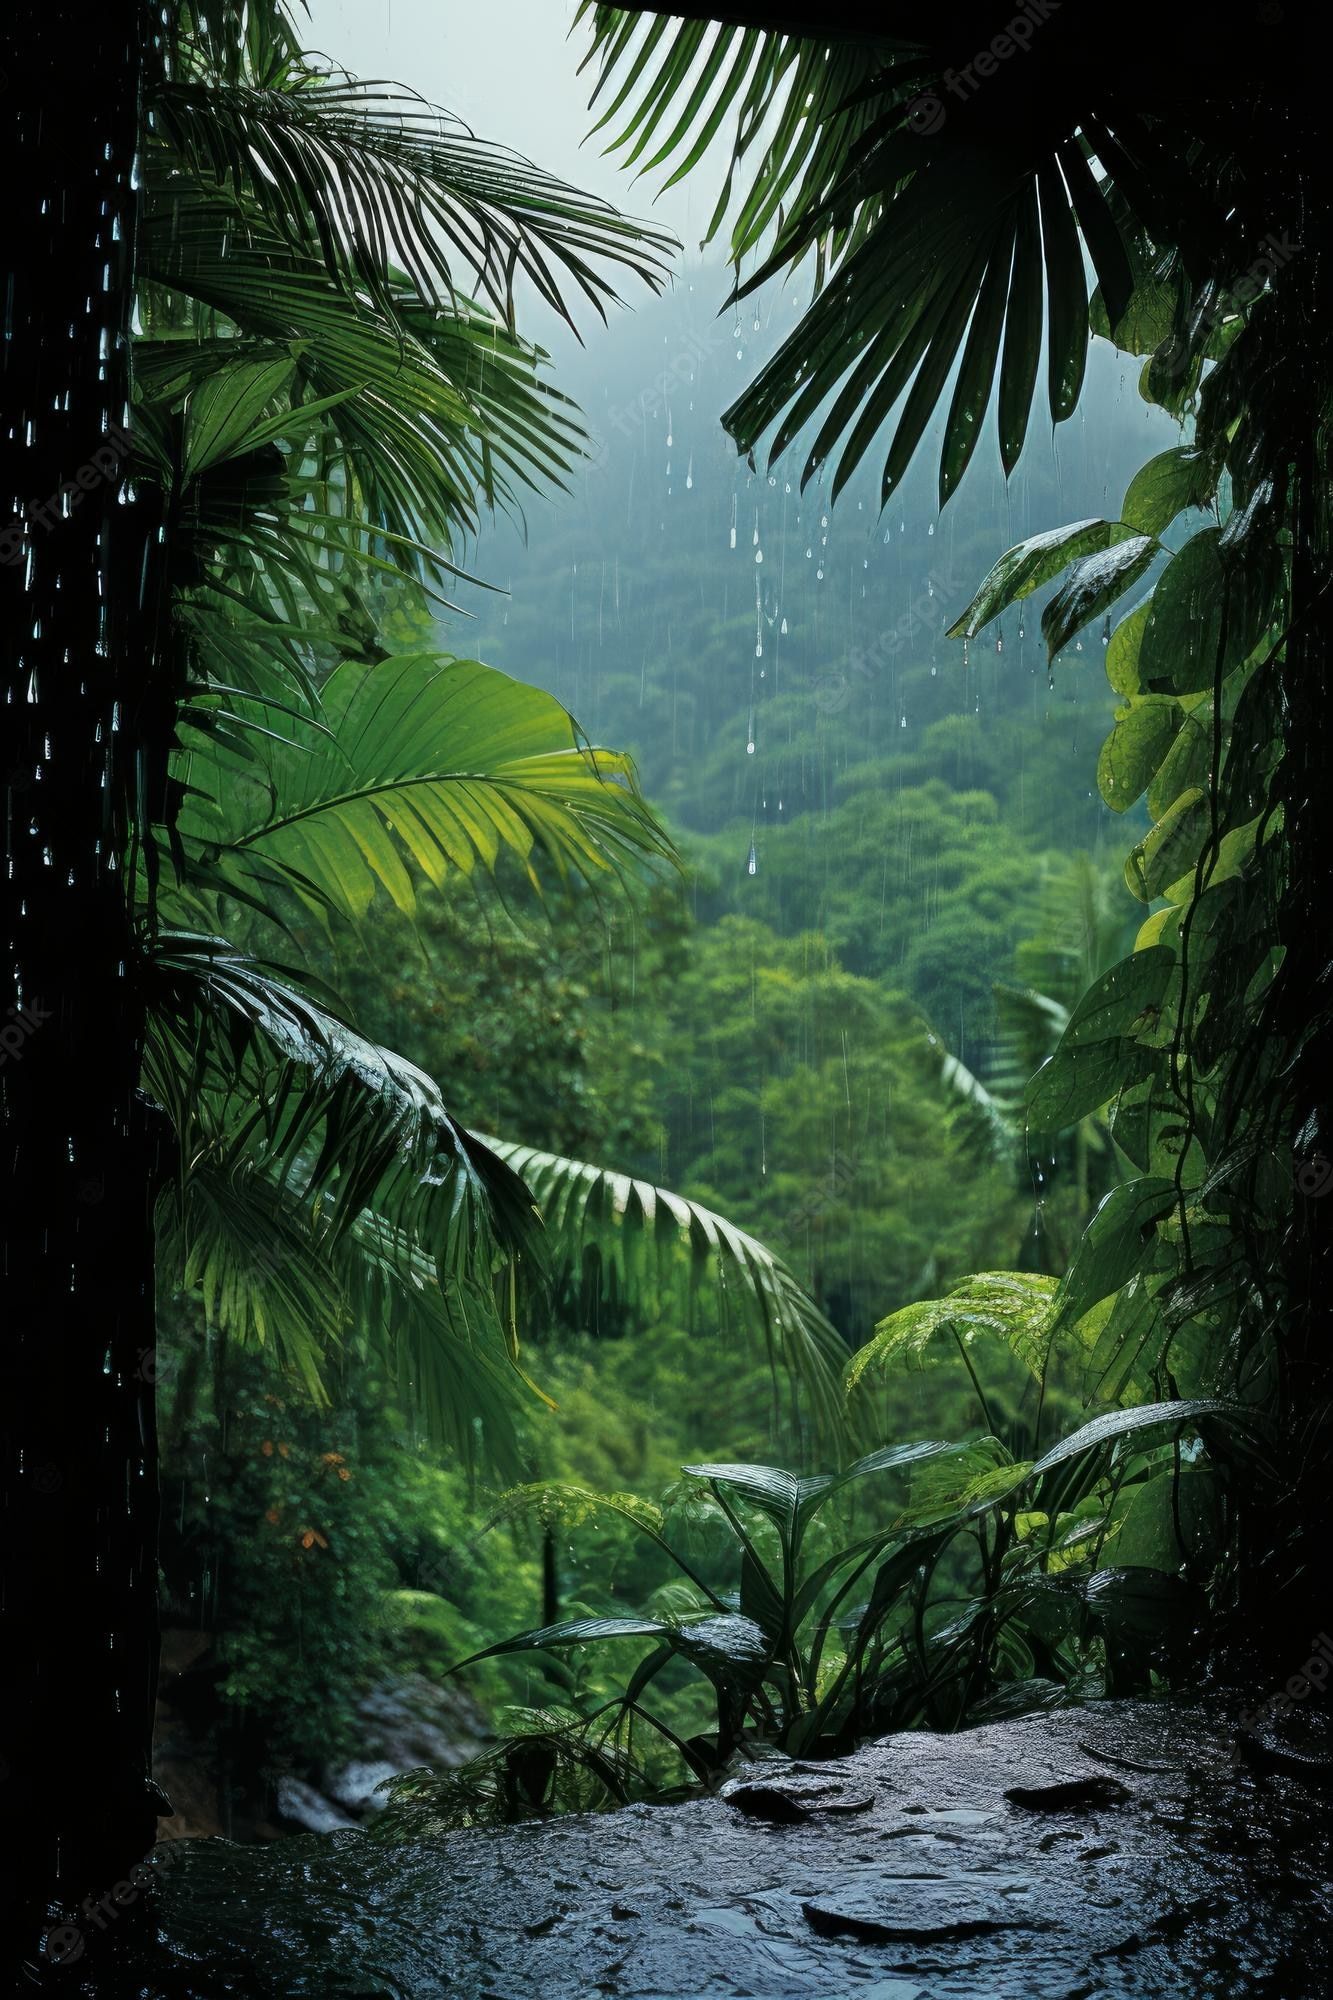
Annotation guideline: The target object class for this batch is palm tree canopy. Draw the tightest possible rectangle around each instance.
[577,4,1324,510]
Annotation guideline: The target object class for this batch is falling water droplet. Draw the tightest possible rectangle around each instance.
[927,522,935,537]
[747,842,758,876]
[780,617,788,635]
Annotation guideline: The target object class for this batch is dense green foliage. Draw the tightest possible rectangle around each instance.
[142,0,1329,1834]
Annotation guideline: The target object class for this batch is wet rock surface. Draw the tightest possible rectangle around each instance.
[71,1703,1333,1997]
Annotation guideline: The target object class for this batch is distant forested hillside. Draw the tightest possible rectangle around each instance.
[373,276,1179,1357]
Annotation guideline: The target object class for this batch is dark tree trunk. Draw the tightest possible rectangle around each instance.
[0,0,171,1951]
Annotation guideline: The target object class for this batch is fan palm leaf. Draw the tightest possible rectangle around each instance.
[574,7,1249,509]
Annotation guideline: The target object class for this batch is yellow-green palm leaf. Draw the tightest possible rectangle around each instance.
[176,653,675,919]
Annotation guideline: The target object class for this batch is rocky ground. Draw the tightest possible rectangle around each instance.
[151,1628,491,1843]
[51,1699,1332,1998]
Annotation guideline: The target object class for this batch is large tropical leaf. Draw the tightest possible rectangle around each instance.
[451,1611,768,1678]
[486,1138,849,1443]
[847,1272,1060,1394]
[174,653,674,920]
[576,9,1153,507]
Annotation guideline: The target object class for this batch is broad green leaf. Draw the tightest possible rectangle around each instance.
[1098,696,1183,811]
[1139,528,1273,696]
[451,1612,767,1675]
[849,1273,1059,1392]
[1050,1179,1178,1332]
[825,1438,964,1505]
[1162,812,1272,902]
[947,521,1133,642]
[1090,273,1182,356]
[1027,949,1175,1130]
[1121,448,1217,537]
[1105,600,1151,697]
[1043,536,1159,662]
[1125,788,1209,902]
[1080,1565,1206,1638]
[684,1463,811,1540]
[1077,1270,1170,1402]
[1028,1039,1159,1135]
[1146,704,1213,820]
[1109,1465,1220,1571]
[183,352,299,477]
[1028,1397,1256,1481]
[1107,1085,1198,1183]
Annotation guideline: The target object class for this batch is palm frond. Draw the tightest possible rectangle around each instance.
[935,1044,1016,1165]
[143,931,541,1275]
[173,652,675,921]
[577,9,1162,508]
[145,934,547,1461]
[156,1160,349,1404]
[139,188,589,569]
[155,1159,533,1469]
[152,63,676,335]
[485,1137,849,1445]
